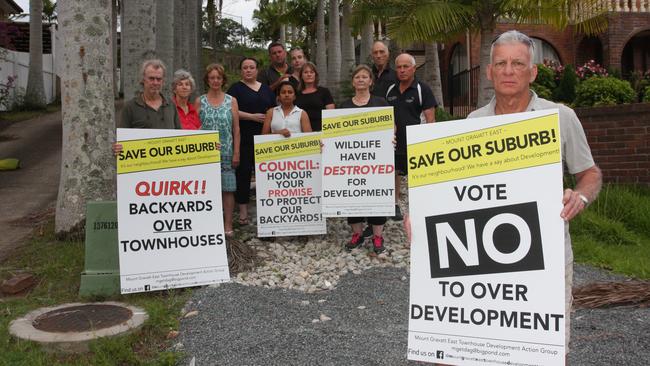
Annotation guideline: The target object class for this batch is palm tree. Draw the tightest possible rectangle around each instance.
[156,0,174,96]
[56,0,116,236]
[327,0,341,98]
[340,0,356,84]
[353,0,607,107]
[423,42,443,107]
[121,0,156,99]
[315,0,327,85]
[24,0,47,109]
[359,20,374,65]
[207,0,217,58]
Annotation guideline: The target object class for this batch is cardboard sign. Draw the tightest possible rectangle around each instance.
[321,107,395,217]
[116,128,229,294]
[254,132,325,237]
[406,110,566,365]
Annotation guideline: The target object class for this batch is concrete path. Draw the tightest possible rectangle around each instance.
[0,112,62,262]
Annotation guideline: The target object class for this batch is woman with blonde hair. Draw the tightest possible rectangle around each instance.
[195,63,241,237]
[340,64,389,254]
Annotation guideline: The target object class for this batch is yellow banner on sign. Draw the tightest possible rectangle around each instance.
[255,134,321,163]
[408,114,561,187]
[322,108,394,138]
[117,132,220,174]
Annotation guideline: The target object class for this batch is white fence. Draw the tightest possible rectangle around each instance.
[0,48,57,111]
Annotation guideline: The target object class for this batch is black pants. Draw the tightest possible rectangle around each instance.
[235,142,255,204]
[347,216,387,226]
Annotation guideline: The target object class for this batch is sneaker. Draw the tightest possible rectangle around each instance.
[392,204,403,221]
[346,232,364,251]
[362,225,373,239]
[372,235,385,254]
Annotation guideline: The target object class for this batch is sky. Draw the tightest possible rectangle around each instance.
[13,0,257,30]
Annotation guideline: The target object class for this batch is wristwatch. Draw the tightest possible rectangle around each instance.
[578,193,589,205]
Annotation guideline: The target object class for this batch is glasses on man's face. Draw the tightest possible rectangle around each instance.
[492,60,529,72]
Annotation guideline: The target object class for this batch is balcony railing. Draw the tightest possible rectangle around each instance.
[572,0,650,22]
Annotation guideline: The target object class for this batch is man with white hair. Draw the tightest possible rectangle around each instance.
[468,29,602,358]
[370,40,397,98]
[386,53,437,221]
[120,59,180,129]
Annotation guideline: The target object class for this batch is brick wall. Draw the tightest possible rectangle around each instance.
[603,12,650,71]
[576,103,650,184]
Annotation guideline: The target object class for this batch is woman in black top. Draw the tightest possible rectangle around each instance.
[295,62,335,131]
[340,65,390,254]
[227,57,276,225]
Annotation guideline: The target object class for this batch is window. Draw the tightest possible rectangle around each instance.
[531,38,560,65]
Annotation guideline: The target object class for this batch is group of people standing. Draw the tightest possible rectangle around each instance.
[119,39,439,252]
[118,31,602,358]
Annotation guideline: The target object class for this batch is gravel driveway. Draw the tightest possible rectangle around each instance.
[179,264,649,365]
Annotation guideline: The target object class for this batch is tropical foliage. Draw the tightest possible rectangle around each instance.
[352,0,608,106]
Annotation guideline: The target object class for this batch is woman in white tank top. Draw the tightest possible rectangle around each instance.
[262,81,312,136]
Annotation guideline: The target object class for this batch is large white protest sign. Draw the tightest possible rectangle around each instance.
[406,110,565,365]
[254,132,325,237]
[117,128,229,294]
[321,107,395,217]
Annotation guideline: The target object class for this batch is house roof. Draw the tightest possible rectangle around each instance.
[0,0,24,14]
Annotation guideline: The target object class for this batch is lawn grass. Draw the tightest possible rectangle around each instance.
[570,183,650,279]
[0,221,191,365]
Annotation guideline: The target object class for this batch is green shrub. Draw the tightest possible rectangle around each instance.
[573,76,635,107]
[436,107,461,121]
[530,82,552,100]
[553,64,578,103]
[644,86,650,103]
[535,63,556,90]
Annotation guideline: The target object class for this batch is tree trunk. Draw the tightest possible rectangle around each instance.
[156,0,174,96]
[315,0,327,85]
[360,20,373,65]
[112,0,119,98]
[424,42,443,108]
[121,0,156,99]
[56,0,116,236]
[207,0,217,59]
[25,0,46,108]
[477,24,495,107]
[340,0,355,82]
[327,0,341,98]
[192,0,202,86]
[173,0,189,72]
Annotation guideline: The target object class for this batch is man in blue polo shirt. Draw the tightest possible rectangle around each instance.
[386,53,437,220]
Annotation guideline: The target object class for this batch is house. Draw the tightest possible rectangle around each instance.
[431,2,650,116]
[0,0,22,22]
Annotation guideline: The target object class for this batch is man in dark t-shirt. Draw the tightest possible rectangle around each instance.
[370,41,397,99]
[386,53,437,220]
[258,42,298,92]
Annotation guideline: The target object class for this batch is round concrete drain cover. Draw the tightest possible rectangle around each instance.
[9,302,147,353]
[33,304,133,332]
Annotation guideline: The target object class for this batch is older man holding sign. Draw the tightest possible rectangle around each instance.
[406,30,601,365]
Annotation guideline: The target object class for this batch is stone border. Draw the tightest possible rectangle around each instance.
[9,301,148,353]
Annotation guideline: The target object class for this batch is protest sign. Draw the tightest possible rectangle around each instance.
[321,107,395,217]
[116,128,229,294]
[254,132,325,237]
[406,110,566,365]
